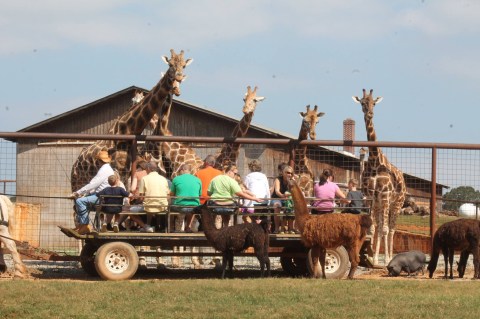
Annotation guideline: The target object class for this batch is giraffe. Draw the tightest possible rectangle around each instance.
[352,89,406,265]
[214,86,265,169]
[70,49,192,191]
[290,105,325,197]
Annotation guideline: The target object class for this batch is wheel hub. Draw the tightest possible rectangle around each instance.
[105,250,129,274]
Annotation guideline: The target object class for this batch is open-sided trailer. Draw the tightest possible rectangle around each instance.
[59,226,374,280]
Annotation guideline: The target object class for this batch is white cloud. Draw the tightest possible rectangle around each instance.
[2,0,480,55]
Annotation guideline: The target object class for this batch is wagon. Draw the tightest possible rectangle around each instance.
[59,217,374,281]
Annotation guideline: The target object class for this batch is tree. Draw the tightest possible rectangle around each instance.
[443,186,480,211]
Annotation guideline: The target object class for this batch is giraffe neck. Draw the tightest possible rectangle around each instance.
[113,67,175,135]
[364,115,381,159]
[293,120,313,175]
[215,112,253,167]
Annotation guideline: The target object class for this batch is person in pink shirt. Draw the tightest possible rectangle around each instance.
[311,168,347,214]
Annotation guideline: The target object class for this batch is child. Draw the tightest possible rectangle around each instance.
[344,178,365,214]
[235,174,255,223]
[97,174,131,232]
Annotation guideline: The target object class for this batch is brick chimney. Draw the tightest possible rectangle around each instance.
[343,118,355,154]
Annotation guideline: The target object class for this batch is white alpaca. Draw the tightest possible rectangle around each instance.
[0,195,28,278]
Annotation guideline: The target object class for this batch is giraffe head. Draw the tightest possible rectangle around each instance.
[352,89,383,121]
[299,105,325,140]
[161,49,193,83]
[242,86,265,114]
[161,71,182,96]
[132,90,145,105]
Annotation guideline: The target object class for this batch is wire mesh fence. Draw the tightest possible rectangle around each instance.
[1,133,480,273]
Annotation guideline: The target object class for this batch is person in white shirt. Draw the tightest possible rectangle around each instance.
[69,150,114,234]
[243,160,270,223]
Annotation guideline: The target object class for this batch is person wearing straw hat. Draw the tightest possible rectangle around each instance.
[69,150,114,235]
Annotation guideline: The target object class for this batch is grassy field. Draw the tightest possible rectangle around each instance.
[396,214,458,235]
[2,277,480,319]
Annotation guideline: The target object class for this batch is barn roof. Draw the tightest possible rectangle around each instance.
[18,85,294,139]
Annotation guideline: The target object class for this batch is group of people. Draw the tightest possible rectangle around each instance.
[69,150,365,235]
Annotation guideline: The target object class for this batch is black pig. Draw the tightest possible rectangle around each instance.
[387,250,426,277]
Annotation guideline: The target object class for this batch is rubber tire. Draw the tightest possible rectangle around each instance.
[307,246,350,279]
[280,246,309,277]
[94,242,139,281]
[80,242,99,276]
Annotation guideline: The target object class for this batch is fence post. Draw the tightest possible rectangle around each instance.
[430,146,437,246]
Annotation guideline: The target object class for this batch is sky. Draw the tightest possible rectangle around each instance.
[1,0,480,145]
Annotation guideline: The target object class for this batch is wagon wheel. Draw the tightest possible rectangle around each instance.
[80,242,98,276]
[280,246,309,277]
[94,242,139,281]
[307,246,350,279]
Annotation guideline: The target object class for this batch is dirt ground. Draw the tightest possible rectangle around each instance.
[1,258,476,281]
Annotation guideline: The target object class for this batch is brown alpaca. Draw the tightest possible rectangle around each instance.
[288,179,372,279]
[196,205,270,279]
[428,219,480,279]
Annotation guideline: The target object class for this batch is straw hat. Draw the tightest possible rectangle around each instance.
[96,151,112,163]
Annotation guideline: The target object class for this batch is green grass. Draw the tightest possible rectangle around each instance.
[1,278,480,319]
[396,214,458,235]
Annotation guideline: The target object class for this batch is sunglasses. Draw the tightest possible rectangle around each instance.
[285,172,293,175]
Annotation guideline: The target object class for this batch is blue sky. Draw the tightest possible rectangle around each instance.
[1,0,479,144]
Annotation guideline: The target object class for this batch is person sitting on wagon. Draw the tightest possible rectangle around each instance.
[69,150,114,235]
[170,163,202,233]
[207,164,262,228]
[311,168,348,214]
[97,174,131,233]
[343,178,365,214]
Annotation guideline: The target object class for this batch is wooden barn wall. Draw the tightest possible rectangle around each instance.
[169,106,272,138]
[31,92,132,134]
[16,142,82,250]
[307,147,360,185]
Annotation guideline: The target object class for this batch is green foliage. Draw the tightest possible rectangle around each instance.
[443,186,480,211]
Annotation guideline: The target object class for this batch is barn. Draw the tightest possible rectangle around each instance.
[8,85,445,250]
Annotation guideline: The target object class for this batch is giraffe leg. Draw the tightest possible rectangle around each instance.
[373,228,382,266]
[383,226,390,264]
[380,197,390,265]
[387,229,395,265]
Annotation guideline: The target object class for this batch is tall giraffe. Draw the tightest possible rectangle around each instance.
[290,105,324,197]
[70,49,192,191]
[352,89,406,265]
[214,86,265,169]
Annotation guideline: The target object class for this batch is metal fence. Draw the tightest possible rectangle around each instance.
[1,132,480,268]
